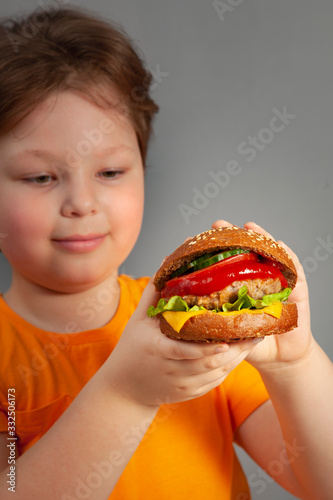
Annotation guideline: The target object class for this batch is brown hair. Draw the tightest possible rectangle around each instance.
[0,6,159,163]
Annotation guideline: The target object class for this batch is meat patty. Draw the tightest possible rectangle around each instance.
[182,278,282,310]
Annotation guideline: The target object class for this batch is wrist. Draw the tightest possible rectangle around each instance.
[97,363,161,414]
[258,338,322,386]
[255,336,316,378]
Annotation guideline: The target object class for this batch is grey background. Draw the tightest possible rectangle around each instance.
[1,1,332,499]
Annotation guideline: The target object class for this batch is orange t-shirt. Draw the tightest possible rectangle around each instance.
[0,275,269,499]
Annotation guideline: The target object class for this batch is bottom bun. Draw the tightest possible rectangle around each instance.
[160,302,298,343]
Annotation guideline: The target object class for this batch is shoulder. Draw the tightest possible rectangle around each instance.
[118,275,150,299]
[116,275,150,315]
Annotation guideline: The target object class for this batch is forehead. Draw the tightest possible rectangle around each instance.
[0,90,138,161]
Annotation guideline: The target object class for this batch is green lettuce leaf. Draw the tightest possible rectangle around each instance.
[147,296,205,318]
[147,286,292,317]
[222,286,292,312]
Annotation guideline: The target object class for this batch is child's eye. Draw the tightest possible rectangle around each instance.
[98,170,123,180]
[24,175,54,185]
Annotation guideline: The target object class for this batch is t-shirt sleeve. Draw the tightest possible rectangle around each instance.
[222,360,270,435]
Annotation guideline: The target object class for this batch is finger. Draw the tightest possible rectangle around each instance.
[211,219,234,229]
[211,337,264,371]
[159,256,168,266]
[165,336,262,367]
[244,221,276,241]
[162,335,230,361]
[277,240,308,291]
[179,340,262,397]
[180,337,263,375]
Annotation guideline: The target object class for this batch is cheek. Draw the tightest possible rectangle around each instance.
[108,182,144,237]
[0,200,51,254]
[125,184,144,219]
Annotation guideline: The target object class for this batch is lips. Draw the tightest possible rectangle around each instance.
[52,233,107,252]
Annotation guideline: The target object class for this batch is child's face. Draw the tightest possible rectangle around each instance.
[0,90,145,293]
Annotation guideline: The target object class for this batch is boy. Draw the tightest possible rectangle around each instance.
[0,6,332,499]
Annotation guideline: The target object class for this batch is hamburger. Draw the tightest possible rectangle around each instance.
[147,226,298,342]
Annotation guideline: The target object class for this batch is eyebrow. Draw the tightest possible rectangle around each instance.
[12,145,134,162]
[12,149,59,162]
[95,145,135,157]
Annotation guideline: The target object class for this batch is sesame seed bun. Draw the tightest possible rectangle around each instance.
[154,226,297,291]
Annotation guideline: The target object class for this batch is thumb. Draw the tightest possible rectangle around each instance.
[135,277,161,319]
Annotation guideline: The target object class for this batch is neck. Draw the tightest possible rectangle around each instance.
[3,272,121,333]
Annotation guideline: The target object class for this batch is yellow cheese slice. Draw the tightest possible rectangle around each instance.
[162,310,207,333]
[162,302,283,333]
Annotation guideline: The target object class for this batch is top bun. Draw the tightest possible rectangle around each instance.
[154,226,297,291]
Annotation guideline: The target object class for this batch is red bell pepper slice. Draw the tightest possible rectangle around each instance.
[161,252,288,298]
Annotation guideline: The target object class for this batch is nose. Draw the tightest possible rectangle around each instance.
[60,179,99,218]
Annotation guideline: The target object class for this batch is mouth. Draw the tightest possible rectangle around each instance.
[52,234,107,252]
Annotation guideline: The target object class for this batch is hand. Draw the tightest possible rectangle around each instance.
[104,278,263,407]
[211,220,314,371]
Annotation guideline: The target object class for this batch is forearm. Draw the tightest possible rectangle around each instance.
[0,369,158,499]
[259,339,333,499]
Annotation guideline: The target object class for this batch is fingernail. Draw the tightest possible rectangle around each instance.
[252,337,264,344]
[215,344,229,353]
